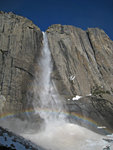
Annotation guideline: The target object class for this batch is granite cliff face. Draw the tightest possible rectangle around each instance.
[0,11,43,114]
[0,12,113,132]
[47,24,113,98]
[47,24,113,131]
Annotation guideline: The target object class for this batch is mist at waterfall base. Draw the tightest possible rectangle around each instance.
[0,32,112,150]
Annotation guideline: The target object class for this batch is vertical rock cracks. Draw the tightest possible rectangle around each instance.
[0,12,43,114]
[47,24,113,97]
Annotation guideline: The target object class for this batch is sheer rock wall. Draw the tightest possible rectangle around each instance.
[0,12,43,114]
[47,24,113,99]
[46,24,113,131]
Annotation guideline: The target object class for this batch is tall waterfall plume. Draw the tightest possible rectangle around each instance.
[32,32,65,125]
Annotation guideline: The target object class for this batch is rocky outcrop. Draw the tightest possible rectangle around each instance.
[0,11,43,114]
[0,126,46,150]
[47,24,113,99]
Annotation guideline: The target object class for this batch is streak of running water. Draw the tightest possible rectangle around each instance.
[32,32,65,125]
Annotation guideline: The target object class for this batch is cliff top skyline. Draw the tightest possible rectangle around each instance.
[0,0,113,40]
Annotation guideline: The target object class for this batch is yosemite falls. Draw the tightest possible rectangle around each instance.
[22,32,110,150]
[0,12,113,150]
[32,32,65,124]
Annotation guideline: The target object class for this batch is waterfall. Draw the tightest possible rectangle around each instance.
[0,31,110,150]
[23,32,108,150]
[32,32,64,125]
[0,31,106,150]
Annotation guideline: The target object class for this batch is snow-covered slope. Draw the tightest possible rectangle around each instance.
[0,126,46,150]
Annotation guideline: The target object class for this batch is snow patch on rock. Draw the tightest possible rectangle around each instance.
[72,95,82,101]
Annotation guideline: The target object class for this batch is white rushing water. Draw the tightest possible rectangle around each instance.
[22,32,112,150]
[32,32,64,124]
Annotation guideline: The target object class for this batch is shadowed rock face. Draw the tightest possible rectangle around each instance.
[47,24,113,98]
[0,12,43,114]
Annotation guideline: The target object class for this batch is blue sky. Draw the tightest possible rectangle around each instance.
[0,0,113,40]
